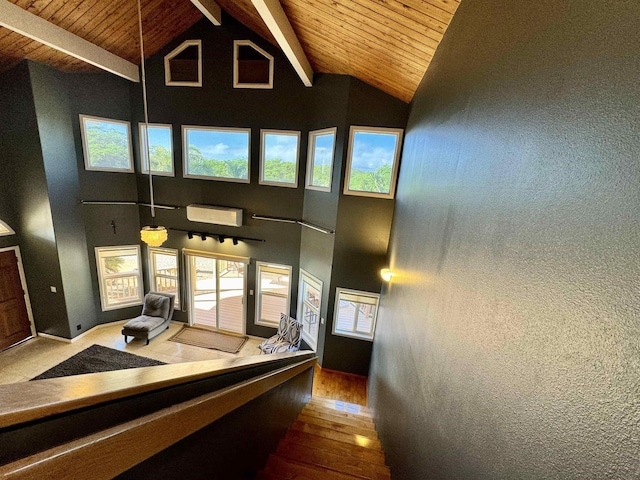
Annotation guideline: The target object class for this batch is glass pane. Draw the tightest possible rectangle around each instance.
[193,257,216,326]
[348,131,399,194]
[84,119,131,170]
[141,125,173,173]
[260,293,287,323]
[262,132,299,184]
[218,261,244,333]
[101,254,139,275]
[185,128,249,180]
[302,304,318,337]
[105,276,139,304]
[303,282,320,309]
[152,251,178,297]
[260,270,289,293]
[311,132,335,188]
[355,302,375,334]
[336,299,356,333]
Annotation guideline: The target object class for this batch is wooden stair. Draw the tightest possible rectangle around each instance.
[257,397,391,479]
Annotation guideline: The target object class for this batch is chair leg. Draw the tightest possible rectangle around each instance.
[124,335,128,343]
[146,338,150,345]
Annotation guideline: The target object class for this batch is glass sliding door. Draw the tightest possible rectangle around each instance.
[186,252,246,334]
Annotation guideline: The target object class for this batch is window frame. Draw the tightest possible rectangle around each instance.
[148,247,180,307]
[139,123,174,177]
[297,269,323,351]
[332,287,380,341]
[233,40,274,89]
[0,219,15,236]
[80,114,134,173]
[164,39,202,87]
[305,127,337,192]
[343,126,404,199]
[255,262,292,327]
[259,129,301,188]
[182,125,251,183]
[95,245,143,312]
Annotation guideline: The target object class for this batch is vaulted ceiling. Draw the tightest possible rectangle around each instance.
[0,0,460,102]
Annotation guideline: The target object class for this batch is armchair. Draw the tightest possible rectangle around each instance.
[258,313,303,354]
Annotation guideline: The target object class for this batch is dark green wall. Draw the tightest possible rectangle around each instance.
[369,0,640,478]
[29,63,98,336]
[0,62,69,337]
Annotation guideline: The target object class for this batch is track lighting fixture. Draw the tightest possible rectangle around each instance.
[200,233,207,241]
[187,231,194,239]
[232,237,238,245]
[218,235,225,243]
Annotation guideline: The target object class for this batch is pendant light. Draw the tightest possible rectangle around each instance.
[137,0,168,248]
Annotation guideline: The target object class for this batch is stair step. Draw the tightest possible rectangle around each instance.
[304,403,374,422]
[302,406,375,428]
[263,454,362,479]
[297,413,378,438]
[283,430,386,466]
[276,439,391,479]
[309,397,373,416]
[291,421,382,450]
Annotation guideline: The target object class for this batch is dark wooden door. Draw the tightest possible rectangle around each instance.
[0,250,32,350]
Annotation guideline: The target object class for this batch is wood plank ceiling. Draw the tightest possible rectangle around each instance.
[0,0,460,103]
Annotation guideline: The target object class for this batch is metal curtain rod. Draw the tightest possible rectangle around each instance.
[251,214,335,235]
[81,201,179,210]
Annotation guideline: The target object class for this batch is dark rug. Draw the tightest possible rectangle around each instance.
[32,344,165,380]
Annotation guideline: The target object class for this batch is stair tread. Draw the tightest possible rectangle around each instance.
[304,403,374,421]
[292,421,381,449]
[309,397,373,415]
[264,453,363,480]
[277,439,391,479]
[302,407,376,429]
[283,430,386,465]
[297,414,379,438]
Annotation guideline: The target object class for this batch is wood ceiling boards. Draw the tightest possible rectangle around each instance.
[0,0,460,103]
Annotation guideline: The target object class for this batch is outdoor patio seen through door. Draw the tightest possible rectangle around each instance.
[187,254,246,334]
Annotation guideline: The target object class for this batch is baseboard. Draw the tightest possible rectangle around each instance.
[38,319,183,343]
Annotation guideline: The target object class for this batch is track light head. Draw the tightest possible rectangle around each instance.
[187,231,193,239]
[200,233,207,241]
[218,235,225,243]
[232,237,238,245]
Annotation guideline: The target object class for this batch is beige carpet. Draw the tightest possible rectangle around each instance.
[169,325,248,353]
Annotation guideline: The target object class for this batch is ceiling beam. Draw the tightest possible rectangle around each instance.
[0,0,139,82]
[191,0,222,26]
[251,0,313,87]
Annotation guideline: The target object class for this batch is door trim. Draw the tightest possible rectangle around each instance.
[0,246,36,338]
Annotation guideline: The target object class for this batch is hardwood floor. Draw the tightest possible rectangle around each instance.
[313,365,368,406]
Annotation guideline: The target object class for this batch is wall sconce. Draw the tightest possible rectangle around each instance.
[380,268,395,282]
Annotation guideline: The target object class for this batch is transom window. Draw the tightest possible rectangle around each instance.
[306,127,337,192]
[148,247,179,307]
[80,115,133,172]
[344,126,403,199]
[95,246,143,311]
[333,288,380,341]
[255,262,292,327]
[259,129,300,187]
[139,123,174,176]
[298,270,323,350]
[183,126,250,183]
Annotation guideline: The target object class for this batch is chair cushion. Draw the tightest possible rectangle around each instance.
[142,294,171,319]
[259,337,297,354]
[123,315,166,332]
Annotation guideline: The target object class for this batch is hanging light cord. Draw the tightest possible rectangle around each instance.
[137,0,155,220]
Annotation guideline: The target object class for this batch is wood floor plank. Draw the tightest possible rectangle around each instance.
[309,397,374,416]
[291,421,381,449]
[276,439,391,479]
[264,454,363,479]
